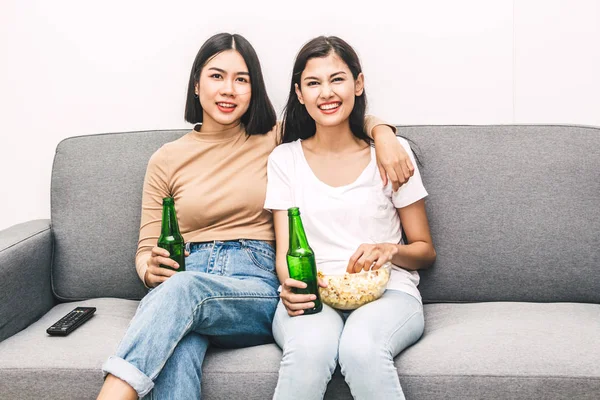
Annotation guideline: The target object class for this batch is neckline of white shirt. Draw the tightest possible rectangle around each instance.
[295,139,376,193]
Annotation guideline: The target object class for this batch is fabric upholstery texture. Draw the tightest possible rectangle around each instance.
[51,130,187,300]
[398,302,600,399]
[1,300,599,399]
[1,125,598,399]
[400,125,600,303]
[0,219,54,342]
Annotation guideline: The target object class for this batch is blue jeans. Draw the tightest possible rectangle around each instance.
[102,240,280,399]
[272,290,424,400]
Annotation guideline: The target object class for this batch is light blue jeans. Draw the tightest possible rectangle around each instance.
[272,290,424,400]
[102,240,280,399]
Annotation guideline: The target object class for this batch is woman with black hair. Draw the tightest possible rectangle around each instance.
[97,33,414,399]
[265,36,436,400]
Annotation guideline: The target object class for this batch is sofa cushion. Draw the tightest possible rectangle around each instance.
[399,302,600,399]
[0,298,138,399]
[51,130,188,300]
[401,125,600,303]
[2,299,598,399]
[0,297,284,400]
[50,126,600,303]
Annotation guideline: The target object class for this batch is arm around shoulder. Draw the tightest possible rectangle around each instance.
[364,114,397,138]
[364,115,415,191]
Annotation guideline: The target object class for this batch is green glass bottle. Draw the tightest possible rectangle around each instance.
[157,197,185,272]
[286,207,322,314]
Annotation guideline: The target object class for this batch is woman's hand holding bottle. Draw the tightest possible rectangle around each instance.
[280,277,328,317]
[144,246,189,288]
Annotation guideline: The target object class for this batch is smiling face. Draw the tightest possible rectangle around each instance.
[195,50,252,131]
[295,52,364,130]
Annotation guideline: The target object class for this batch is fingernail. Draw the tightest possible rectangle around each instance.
[174,263,179,269]
[310,295,316,300]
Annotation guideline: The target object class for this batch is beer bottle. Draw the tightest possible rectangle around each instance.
[286,207,322,314]
[157,197,185,271]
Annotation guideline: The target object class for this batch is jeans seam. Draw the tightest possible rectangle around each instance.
[241,239,275,256]
[137,290,279,394]
[189,243,212,251]
[252,248,275,258]
[194,293,279,310]
[209,242,216,270]
[242,246,277,275]
[323,343,341,399]
[222,248,229,276]
[244,242,275,258]
[147,316,195,382]
[191,294,278,345]
[274,304,288,344]
[275,303,340,400]
[384,308,423,354]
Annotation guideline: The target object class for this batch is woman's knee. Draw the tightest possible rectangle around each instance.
[338,310,424,370]
[274,303,344,372]
[139,273,208,314]
[278,323,340,373]
[282,334,338,366]
[338,337,384,371]
[160,272,216,298]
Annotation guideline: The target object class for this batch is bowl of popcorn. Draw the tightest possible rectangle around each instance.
[317,263,392,310]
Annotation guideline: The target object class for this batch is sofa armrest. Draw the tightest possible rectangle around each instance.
[0,219,55,342]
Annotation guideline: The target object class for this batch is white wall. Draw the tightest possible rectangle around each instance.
[1,0,599,230]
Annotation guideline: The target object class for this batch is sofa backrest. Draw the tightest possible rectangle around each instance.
[51,125,600,303]
[51,130,187,300]
[401,125,599,303]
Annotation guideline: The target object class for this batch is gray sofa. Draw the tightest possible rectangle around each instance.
[1,125,599,400]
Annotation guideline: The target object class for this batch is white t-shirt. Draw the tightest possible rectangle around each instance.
[264,137,428,302]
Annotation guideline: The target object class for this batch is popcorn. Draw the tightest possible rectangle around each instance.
[318,263,391,310]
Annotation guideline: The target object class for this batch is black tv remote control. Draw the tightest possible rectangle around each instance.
[46,307,96,336]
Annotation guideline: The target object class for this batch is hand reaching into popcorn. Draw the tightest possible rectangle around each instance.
[346,243,400,274]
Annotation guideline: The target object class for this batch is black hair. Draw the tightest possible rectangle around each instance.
[281,36,369,144]
[184,33,276,135]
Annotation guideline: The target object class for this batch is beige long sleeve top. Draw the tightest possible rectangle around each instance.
[136,117,389,283]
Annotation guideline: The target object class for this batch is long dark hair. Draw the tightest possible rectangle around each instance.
[184,33,276,135]
[282,36,369,144]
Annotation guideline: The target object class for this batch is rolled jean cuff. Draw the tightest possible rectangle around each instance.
[102,356,154,397]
